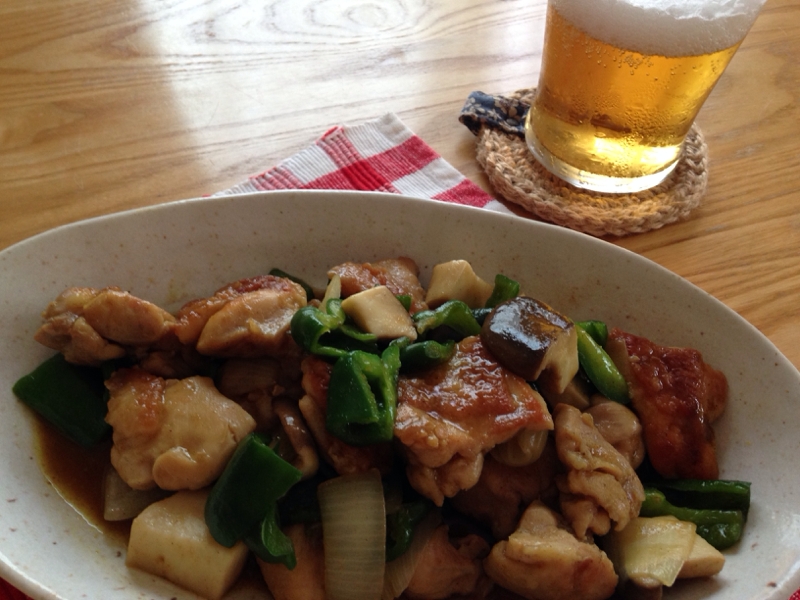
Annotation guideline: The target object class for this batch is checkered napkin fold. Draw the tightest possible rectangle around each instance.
[216,112,508,211]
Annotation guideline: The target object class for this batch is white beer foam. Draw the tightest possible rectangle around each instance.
[551,0,766,56]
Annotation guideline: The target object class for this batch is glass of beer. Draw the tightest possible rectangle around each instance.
[525,0,766,193]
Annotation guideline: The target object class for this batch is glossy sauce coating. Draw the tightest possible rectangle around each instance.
[610,328,727,480]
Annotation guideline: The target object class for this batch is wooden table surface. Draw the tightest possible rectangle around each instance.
[1,0,798,370]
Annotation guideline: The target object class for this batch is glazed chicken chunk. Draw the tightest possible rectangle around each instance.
[483,501,618,600]
[105,368,256,490]
[34,286,176,366]
[607,327,728,480]
[450,444,559,539]
[328,257,429,314]
[174,275,307,358]
[298,355,394,476]
[395,335,553,505]
[554,404,644,540]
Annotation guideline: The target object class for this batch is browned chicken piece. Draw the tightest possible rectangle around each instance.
[215,357,283,430]
[105,368,256,490]
[483,502,618,600]
[585,400,645,469]
[450,442,560,539]
[136,345,216,380]
[554,404,644,539]
[405,454,487,509]
[395,336,553,506]
[328,257,429,314]
[298,356,393,475]
[34,286,176,366]
[258,523,325,600]
[405,526,491,600]
[558,495,611,545]
[174,275,307,358]
[607,328,728,480]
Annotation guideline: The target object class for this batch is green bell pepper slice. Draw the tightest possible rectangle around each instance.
[413,300,482,339]
[325,345,400,446]
[205,433,302,550]
[244,502,297,569]
[396,294,413,312]
[640,488,745,550]
[646,479,751,519]
[12,353,111,447]
[386,500,432,562]
[575,323,629,404]
[576,319,609,346]
[485,274,520,309]
[290,298,377,358]
[390,337,455,371]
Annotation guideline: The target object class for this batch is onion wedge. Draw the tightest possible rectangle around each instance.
[318,469,386,600]
[103,466,169,521]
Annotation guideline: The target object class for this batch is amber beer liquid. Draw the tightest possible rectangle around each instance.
[525,0,764,193]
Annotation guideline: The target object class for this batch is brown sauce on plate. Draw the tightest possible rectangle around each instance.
[33,416,130,543]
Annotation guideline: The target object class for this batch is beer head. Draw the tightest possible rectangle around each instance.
[551,0,767,56]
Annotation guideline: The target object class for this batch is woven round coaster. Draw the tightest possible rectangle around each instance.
[475,89,708,237]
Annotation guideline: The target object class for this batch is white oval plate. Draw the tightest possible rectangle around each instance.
[0,190,798,600]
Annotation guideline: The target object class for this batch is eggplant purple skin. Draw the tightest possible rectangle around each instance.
[479,296,573,381]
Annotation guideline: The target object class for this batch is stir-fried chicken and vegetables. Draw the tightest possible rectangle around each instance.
[13,257,751,600]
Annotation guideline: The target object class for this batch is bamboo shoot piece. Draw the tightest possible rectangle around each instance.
[604,516,696,588]
[341,286,417,341]
[127,490,248,600]
[424,260,493,309]
[678,533,726,579]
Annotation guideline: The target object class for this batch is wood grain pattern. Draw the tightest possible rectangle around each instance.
[1,0,798,369]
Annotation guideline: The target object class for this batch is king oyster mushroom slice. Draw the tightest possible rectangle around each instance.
[480,296,578,393]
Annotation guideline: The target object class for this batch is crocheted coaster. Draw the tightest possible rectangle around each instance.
[460,89,708,237]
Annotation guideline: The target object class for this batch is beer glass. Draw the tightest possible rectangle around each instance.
[525,0,766,193]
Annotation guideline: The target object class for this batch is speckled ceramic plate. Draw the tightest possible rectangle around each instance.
[0,190,798,600]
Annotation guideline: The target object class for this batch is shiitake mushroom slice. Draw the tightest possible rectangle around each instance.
[480,296,578,393]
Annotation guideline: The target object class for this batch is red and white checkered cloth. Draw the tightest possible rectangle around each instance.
[2,113,797,600]
[216,112,508,211]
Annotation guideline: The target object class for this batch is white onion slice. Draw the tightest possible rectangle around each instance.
[382,510,441,600]
[318,469,386,600]
[103,466,169,521]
